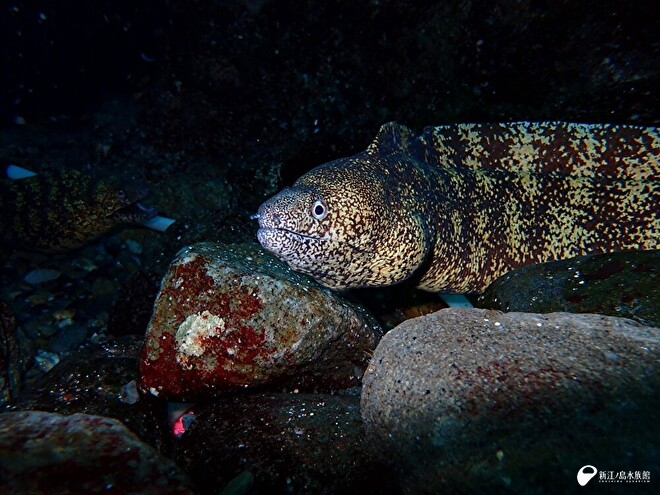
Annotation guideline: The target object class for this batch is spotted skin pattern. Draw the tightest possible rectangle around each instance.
[257,122,659,293]
[0,169,155,252]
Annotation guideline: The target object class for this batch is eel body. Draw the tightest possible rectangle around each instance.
[0,169,156,252]
[256,122,659,293]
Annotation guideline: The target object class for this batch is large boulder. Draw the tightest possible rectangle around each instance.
[138,242,381,401]
[361,308,660,494]
[478,250,660,327]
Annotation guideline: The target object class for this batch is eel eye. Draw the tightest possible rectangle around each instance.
[312,199,328,220]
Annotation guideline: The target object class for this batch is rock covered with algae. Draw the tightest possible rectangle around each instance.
[138,242,382,401]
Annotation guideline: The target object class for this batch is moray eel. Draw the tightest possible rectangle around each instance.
[0,169,156,252]
[256,122,659,293]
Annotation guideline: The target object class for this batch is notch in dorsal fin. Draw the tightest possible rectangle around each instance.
[366,122,417,156]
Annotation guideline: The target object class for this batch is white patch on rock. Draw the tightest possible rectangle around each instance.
[175,311,226,366]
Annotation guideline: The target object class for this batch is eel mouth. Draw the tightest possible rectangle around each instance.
[105,178,158,223]
[257,227,329,244]
[257,227,368,255]
[112,201,158,223]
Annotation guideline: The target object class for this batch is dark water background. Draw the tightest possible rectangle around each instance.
[1,1,658,183]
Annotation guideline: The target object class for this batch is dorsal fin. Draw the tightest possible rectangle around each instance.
[366,122,417,156]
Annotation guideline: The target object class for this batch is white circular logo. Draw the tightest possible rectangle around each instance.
[577,465,598,486]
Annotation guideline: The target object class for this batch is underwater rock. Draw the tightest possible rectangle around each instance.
[138,242,381,401]
[8,336,168,452]
[173,392,394,495]
[478,250,660,327]
[361,308,660,494]
[23,268,62,285]
[0,410,197,494]
[48,323,88,354]
[0,302,35,406]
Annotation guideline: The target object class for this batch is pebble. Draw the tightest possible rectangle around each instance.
[34,350,60,372]
[23,268,61,285]
[49,324,88,354]
[125,239,143,255]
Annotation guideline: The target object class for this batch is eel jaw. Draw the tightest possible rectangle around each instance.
[111,201,159,224]
[257,226,331,263]
[103,179,158,224]
[257,226,329,251]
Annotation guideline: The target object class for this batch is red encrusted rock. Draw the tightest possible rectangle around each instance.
[0,410,197,494]
[138,242,381,400]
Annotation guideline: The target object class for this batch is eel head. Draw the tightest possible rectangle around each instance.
[256,156,431,289]
[92,177,157,229]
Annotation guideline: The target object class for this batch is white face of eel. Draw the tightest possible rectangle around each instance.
[255,157,430,290]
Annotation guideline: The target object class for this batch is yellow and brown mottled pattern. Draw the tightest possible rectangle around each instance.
[257,122,659,293]
[0,169,155,253]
